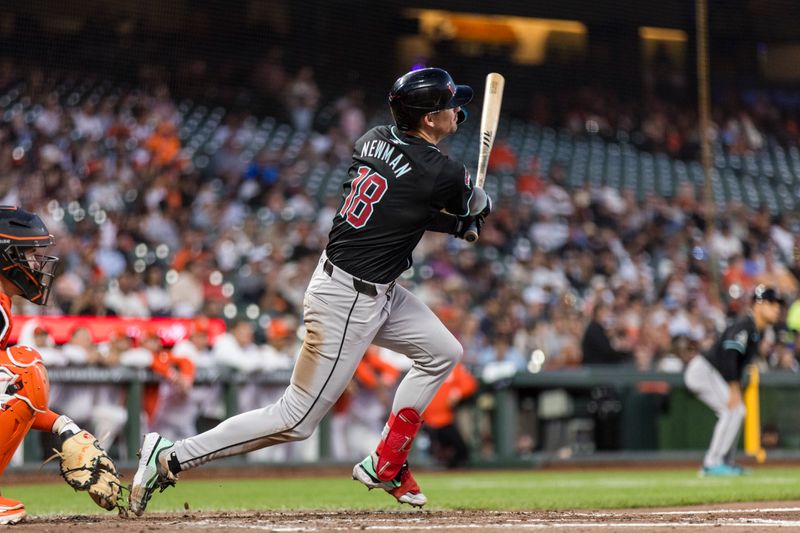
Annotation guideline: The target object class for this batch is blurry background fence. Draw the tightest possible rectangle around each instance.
[15,367,800,469]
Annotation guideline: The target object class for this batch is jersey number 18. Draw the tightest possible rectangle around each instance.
[339,166,388,228]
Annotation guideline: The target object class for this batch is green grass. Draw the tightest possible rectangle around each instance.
[6,467,800,516]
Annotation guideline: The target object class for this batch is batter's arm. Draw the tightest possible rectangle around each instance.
[426,210,460,234]
[426,209,481,239]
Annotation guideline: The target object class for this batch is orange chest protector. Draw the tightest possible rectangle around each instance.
[0,345,50,413]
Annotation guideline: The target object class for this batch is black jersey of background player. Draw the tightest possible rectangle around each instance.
[326,125,472,284]
[704,313,761,382]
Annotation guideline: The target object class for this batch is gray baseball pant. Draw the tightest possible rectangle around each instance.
[684,355,745,468]
[171,252,463,470]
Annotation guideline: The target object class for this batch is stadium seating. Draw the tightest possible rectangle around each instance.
[7,74,799,214]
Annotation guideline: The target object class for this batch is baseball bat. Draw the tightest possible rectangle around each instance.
[464,72,505,243]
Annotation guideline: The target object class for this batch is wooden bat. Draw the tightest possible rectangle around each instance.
[464,72,505,243]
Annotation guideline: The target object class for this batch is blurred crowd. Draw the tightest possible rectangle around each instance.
[2,58,800,376]
[4,58,800,463]
[530,83,800,160]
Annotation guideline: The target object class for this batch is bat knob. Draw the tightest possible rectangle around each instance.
[463,220,480,243]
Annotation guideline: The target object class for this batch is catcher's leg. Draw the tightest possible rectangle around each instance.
[1,347,51,475]
[0,397,36,525]
[0,346,55,524]
[0,494,25,525]
[0,398,36,477]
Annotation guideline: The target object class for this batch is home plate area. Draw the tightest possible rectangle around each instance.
[12,503,800,532]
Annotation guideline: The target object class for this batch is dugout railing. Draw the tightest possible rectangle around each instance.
[18,366,800,468]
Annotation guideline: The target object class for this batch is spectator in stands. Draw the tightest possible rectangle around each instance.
[213,319,264,415]
[422,363,478,469]
[144,121,182,168]
[78,327,131,452]
[657,332,699,373]
[261,317,297,372]
[105,270,150,317]
[173,321,224,432]
[213,319,260,374]
[711,220,744,262]
[334,88,367,144]
[534,309,583,370]
[62,326,104,366]
[243,149,281,188]
[143,265,172,317]
[331,347,399,461]
[477,332,528,381]
[169,260,205,317]
[20,324,65,367]
[516,157,545,198]
[149,332,196,441]
[487,140,517,173]
[286,66,320,132]
[581,302,633,365]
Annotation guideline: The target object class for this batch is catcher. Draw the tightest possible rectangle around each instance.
[0,206,122,524]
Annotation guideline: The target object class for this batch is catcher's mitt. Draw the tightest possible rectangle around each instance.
[55,430,122,511]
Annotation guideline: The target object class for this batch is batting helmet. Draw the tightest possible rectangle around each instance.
[389,67,473,131]
[753,284,785,305]
[0,206,59,305]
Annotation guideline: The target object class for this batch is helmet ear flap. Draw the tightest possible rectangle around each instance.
[456,109,468,125]
[390,102,423,131]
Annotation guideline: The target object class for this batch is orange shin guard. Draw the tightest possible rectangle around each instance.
[0,398,36,477]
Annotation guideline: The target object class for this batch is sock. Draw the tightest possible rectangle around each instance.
[158,449,182,476]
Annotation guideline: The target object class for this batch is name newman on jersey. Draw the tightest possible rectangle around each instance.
[360,139,412,178]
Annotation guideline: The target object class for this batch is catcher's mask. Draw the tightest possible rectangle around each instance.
[0,206,59,305]
[389,67,473,131]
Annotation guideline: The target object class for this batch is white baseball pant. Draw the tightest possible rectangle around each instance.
[684,355,745,468]
[170,252,463,470]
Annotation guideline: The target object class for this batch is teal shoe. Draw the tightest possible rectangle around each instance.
[699,464,743,477]
[726,464,751,475]
[129,433,177,516]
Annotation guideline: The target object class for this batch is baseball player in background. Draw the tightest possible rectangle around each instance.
[130,67,492,514]
[684,284,783,476]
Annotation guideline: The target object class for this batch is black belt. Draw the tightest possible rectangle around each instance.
[324,259,378,297]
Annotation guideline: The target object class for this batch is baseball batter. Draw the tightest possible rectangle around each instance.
[130,67,492,514]
[684,284,783,476]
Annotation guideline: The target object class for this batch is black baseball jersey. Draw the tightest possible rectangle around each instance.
[326,125,472,284]
[704,313,761,382]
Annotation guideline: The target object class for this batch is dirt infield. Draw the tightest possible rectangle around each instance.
[11,502,800,532]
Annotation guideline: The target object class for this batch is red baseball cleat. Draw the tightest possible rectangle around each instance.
[352,453,427,508]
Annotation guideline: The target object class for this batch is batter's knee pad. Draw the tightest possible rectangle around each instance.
[375,407,422,481]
